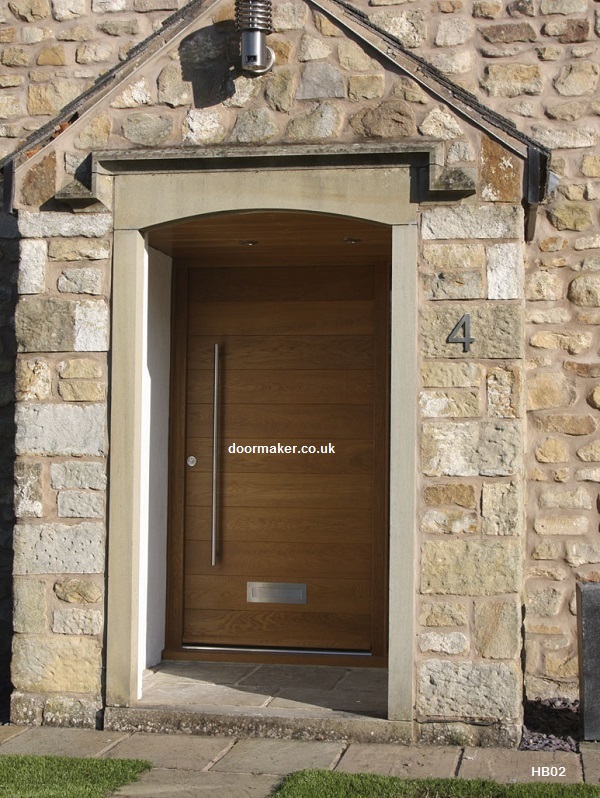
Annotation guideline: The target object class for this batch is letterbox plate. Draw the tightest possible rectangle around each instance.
[247,582,307,604]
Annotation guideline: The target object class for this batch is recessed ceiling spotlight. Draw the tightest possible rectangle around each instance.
[240,240,259,246]
[343,237,362,244]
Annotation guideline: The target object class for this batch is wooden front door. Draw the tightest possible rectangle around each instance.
[164,214,389,664]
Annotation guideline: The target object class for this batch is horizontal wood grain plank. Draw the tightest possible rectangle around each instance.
[188,301,374,336]
[183,608,371,649]
[184,540,372,580]
[188,265,374,301]
[184,506,373,543]
[185,472,372,509]
[184,575,371,614]
[187,335,374,370]
[185,438,372,474]
[187,404,373,439]
[186,369,373,405]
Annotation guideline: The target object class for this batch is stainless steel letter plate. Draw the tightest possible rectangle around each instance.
[247,582,307,604]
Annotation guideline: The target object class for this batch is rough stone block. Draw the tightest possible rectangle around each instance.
[54,577,102,603]
[419,108,463,139]
[14,461,43,518]
[421,509,478,535]
[13,522,105,574]
[272,0,307,30]
[421,205,522,240]
[525,271,563,301]
[286,102,342,141]
[16,297,109,351]
[18,212,111,238]
[16,404,105,456]
[419,390,480,418]
[474,600,520,659]
[536,414,597,436]
[421,305,523,359]
[534,516,588,535]
[569,274,600,307]
[487,366,521,419]
[10,692,43,726]
[421,243,485,271]
[13,577,47,633]
[481,64,543,97]
[419,601,468,627]
[183,110,226,145]
[418,660,520,719]
[422,420,521,477]
[527,372,576,411]
[486,243,523,299]
[421,362,483,388]
[423,483,476,508]
[419,632,469,654]
[58,380,106,401]
[481,481,522,536]
[43,695,100,728]
[422,539,520,594]
[296,62,345,100]
[527,586,564,616]
[18,239,46,294]
[122,114,173,146]
[58,268,103,295]
[57,358,102,379]
[48,238,110,261]
[536,438,569,463]
[231,108,278,144]
[554,62,599,97]
[371,9,426,48]
[421,271,484,301]
[12,634,101,693]
[539,486,592,510]
[57,490,103,518]
[530,125,597,149]
[50,461,106,490]
[15,357,51,402]
[530,331,592,354]
[566,542,600,566]
[53,607,102,635]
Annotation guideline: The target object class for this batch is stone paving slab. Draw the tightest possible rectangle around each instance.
[104,732,233,770]
[113,769,280,797]
[151,662,258,685]
[0,727,130,758]
[140,683,271,709]
[238,665,346,691]
[459,748,583,784]
[0,726,27,745]
[268,687,387,716]
[334,669,388,693]
[581,742,600,784]
[211,738,344,774]
[336,744,460,778]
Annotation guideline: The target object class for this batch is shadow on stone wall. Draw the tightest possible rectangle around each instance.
[179,21,240,108]
[0,214,18,723]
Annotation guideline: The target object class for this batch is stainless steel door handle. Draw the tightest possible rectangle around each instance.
[211,343,219,567]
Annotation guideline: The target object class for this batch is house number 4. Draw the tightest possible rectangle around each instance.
[447,313,475,353]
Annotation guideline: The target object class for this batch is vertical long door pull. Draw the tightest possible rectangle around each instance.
[211,343,219,567]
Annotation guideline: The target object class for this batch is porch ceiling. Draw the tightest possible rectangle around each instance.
[147,211,391,268]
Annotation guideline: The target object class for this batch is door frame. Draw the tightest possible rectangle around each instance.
[164,248,390,666]
[104,149,417,731]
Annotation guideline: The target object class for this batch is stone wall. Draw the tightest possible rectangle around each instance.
[0,0,599,730]
[9,210,109,727]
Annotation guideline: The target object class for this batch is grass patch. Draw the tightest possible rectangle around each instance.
[0,755,151,798]
[272,770,600,798]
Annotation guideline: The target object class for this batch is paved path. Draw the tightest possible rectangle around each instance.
[1,726,599,796]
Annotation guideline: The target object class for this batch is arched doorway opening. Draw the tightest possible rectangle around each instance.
[148,211,392,667]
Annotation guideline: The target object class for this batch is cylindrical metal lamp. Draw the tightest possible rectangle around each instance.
[235,0,275,73]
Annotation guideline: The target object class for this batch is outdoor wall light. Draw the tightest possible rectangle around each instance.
[235,0,275,74]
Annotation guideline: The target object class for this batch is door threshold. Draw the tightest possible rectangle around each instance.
[163,647,387,668]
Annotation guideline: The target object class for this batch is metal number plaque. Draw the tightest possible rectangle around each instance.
[447,313,475,353]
